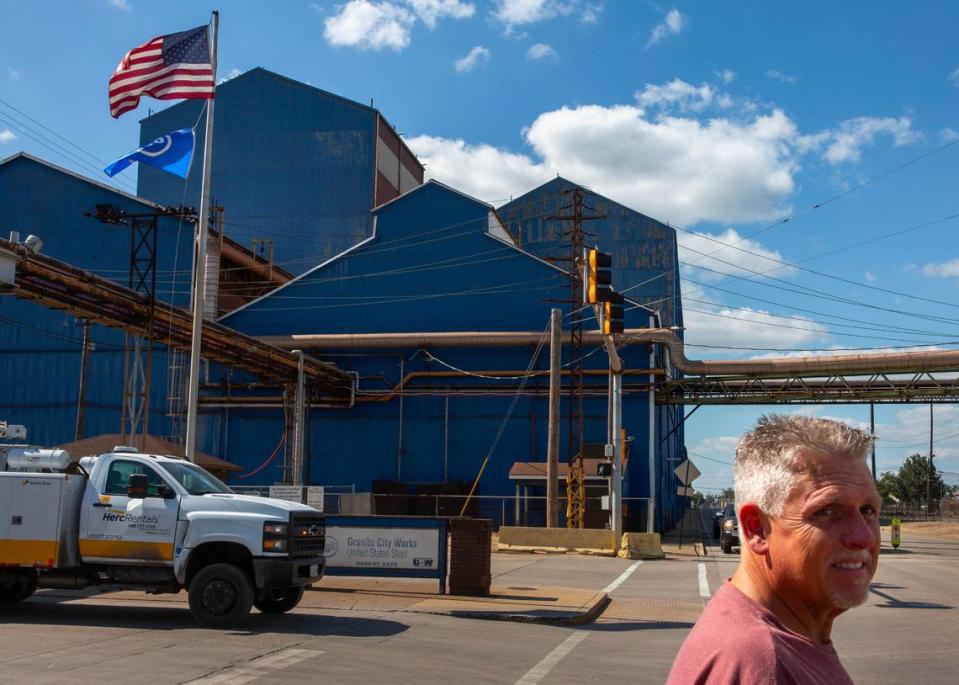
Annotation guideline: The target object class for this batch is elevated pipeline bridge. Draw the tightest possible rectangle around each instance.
[259,330,959,405]
[0,238,351,394]
[4,238,958,407]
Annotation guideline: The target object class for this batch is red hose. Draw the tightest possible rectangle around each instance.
[233,432,286,480]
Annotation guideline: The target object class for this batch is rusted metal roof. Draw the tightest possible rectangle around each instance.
[509,458,608,481]
[56,433,242,473]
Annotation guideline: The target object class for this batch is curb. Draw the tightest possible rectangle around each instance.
[406,591,611,627]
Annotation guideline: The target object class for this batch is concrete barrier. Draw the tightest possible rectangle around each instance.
[498,526,616,553]
[618,532,665,559]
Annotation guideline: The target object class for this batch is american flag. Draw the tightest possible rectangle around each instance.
[109,25,214,119]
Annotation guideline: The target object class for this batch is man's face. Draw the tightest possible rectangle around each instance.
[765,453,881,619]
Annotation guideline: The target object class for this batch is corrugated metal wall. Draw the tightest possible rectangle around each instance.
[212,181,683,530]
[137,68,382,277]
[499,177,684,331]
[0,155,194,446]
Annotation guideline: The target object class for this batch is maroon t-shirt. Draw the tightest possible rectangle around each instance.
[666,581,854,685]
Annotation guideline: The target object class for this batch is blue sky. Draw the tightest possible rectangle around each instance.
[2,1,959,493]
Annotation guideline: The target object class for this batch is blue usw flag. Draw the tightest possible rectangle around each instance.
[104,128,195,178]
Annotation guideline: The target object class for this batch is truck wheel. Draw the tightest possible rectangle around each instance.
[254,586,305,615]
[721,542,733,554]
[188,563,254,628]
[0,581,35,604]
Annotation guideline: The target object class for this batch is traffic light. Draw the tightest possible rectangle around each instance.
[597,461,612,477]
[587,248,613,303]
[603,292,625,335]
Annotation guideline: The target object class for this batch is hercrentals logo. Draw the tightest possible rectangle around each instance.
[101,511,160,525]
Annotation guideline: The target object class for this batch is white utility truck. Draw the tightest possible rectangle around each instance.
[0,441,324,627]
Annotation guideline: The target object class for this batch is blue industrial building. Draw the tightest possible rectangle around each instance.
[1,69,686,530]
[137,68,424,276]
[499,177,684,330]
[212,180,686,530]
[0,153,193,445]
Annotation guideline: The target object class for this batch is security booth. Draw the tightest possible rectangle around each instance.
[509,446,615,529]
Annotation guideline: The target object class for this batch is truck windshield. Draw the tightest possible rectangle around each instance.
[158,462,233,495]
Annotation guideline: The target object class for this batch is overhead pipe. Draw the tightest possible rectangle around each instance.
[258,329,959,377]
[219,240,290,287]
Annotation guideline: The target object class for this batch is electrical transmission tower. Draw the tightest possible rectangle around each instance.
[548,186,605,528]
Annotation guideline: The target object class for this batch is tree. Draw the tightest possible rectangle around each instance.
[876,471,901,501]
[880,454,949,504]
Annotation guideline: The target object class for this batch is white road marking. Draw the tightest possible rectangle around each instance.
[698,562,711,599]
[514,631,590,685]
[184,647,322,684]
[602,560,643,594]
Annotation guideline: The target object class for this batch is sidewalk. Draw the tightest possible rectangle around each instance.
[43,555,610,626]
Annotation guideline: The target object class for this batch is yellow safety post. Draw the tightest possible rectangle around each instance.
[891,516,901,549]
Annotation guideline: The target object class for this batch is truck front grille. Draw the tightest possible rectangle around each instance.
[289,513,325,558]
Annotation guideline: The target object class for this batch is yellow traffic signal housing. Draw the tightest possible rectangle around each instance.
[603,295,624,335]
[587,249,613,303]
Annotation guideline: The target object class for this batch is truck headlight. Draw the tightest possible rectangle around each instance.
[263,521,289,553]
[263,538,287,552]
[723,519,735,532]
[263,522,287,536]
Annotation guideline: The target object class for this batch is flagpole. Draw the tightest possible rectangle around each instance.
[184,11,218,463]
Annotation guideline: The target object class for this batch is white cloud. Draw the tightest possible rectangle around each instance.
[407,0,474,29]
[405,135,549,202]
[681,281,829,351]
[766,69,798,84]
[323,1,415,50]
[322,0,474,50]
[408,78,920,226]
[527,43,557,60]
[527,105,799,224]
[108,0,130,10]
[678,228,794,281]
[0,129,16,144]
[454,46,490,72]
[217,68,242,85]
[874,405,959,466]
[636,79,714,112]
[717,69,735,84]
[492,0,600,31]
[409,103,801,224]
[7,67,20,81]
[922,258,959,279]
[864,270,876,282]
[645,8,684,48]
[692,435,739,457]
[806,116,922,164]
[949,66,959,86]
[940,127,959,142]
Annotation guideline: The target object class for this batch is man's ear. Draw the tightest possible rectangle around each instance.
[738,503,769,555]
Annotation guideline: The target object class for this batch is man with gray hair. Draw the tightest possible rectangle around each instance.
[667,414,881,684]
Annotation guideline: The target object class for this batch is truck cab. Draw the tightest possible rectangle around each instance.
[1,447,325,627]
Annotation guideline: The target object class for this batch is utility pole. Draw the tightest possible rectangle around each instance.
[928,403,934,514]
[547,308,561,528]
[870,403,876,481]
[74,320,92,441]
[548,186,604,529]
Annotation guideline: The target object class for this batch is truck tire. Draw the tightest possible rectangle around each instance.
[254,586,305,615]
[188,563,254,628]
[0,581,35,604]
[721,542,733,554]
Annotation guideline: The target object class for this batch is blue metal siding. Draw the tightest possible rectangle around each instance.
[137,68,376,276]
[499,177,684,331]
[210,181,675,529]
[0,156,193,446]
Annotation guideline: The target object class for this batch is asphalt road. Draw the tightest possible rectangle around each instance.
[0,529,955,684]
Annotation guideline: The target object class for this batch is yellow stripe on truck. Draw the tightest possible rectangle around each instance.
[79,539,174,562]
[0,539,59,566]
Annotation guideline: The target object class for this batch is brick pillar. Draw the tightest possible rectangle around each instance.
[447,517,491,596]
